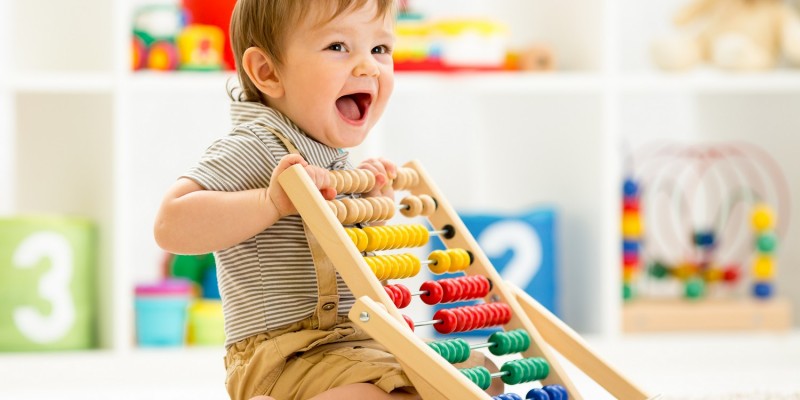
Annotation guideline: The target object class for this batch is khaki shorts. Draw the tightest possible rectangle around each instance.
[224,316,415,400]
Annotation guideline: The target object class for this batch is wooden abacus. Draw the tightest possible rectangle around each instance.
[279,161,650,400]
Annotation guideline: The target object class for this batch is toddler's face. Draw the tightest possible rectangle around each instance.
[273,2,395,149]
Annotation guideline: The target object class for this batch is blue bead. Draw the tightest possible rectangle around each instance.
[543,385,568,400]
[623,178,639,197]
[753,282,773,298]
[693,231,715,247]
[493,395,522,400]
[526,388,550,400]
[622,240,640,253]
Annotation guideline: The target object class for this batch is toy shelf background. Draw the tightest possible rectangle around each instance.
[0,0,799,358]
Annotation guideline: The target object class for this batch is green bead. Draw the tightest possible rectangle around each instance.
[685,278,705,299]
[453,339,470,363]
[623,283,634,300]
[517,330,531,352]
[648,261,670,279]
[462,367,491,390]
[756,233,777,254]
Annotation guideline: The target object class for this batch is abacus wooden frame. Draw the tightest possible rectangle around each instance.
[278,160,649,400]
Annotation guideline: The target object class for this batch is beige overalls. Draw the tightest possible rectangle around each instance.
[223,128,415,400]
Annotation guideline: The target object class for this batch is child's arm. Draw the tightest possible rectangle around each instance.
[154,154,334,255]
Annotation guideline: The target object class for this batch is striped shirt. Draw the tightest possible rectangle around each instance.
[183,101,356,348]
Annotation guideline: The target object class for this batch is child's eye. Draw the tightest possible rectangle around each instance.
[372,45,391,55]
[327,42,347,52]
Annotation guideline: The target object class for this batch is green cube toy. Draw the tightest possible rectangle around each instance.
[0,216,97,351]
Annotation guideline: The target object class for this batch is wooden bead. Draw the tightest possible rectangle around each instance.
[341,198,360,225]
[329,170,342,193]
[400,195,422,217]
[393,171,407,190]
[419,194,436,216]
[365,197,383,222]
[409,169,420,188]
[353,169,366,193]
[354,169,373,193]
[328,201,339,218]
[382,197,396,220]
[360,197,374,223]
[340,171,354,193]
[332,200,347,224]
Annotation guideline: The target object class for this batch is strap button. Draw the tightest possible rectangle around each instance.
[322,302,336,311]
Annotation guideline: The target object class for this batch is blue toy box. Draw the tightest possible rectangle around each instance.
[430,207,558,336]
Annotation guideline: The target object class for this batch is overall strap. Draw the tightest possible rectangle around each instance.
[266,126,340,330]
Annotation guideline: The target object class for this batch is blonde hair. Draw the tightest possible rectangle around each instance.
[229,0,395,102]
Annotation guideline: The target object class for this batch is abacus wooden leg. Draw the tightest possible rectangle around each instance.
[349,296,491,400]
[509,284,650,400]
[403,160,584,400]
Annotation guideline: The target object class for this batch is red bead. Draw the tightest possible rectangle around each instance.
[396,284,412,308]
[477,276,491,297]
[453,307,469,332]
[723,265,741,283]
[623,197,640,212]
[434,309,458,334]
[623,252,639,266]
[403,314,414,331]
[420,281,443,305]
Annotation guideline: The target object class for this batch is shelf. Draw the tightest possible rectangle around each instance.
[126,71,237,93]
[620,69,800,93]
[394,71,604,94]
[6,72,114,93]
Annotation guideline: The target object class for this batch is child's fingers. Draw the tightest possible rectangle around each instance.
[305,165,334,195]
[375,157,398,180]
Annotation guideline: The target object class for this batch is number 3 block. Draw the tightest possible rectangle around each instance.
[0,216,96,351]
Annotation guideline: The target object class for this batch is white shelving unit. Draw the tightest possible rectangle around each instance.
[1,0,798,361]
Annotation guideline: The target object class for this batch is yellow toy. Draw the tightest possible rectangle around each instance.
[652,0,800,70]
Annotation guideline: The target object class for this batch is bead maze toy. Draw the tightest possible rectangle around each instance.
[279,161,649,399]
[622,142,792,332]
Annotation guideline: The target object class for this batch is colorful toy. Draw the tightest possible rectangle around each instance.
[181,0,237,70]
[134,279,193,347]
[280,162,649,399]
[0,216,97,351]
[622,142,792,331]
[176,24,224,71]
[651,0,800,70]
[133,5,184,71]
[393,10,511,72]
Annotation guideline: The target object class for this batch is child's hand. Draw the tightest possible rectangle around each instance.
[268,154,336,218]
[358,158,397,200]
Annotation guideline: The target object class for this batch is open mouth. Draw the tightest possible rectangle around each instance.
[336,93,372,124]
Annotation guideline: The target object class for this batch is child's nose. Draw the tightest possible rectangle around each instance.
[353,55,380,77]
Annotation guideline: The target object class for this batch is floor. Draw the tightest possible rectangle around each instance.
[0,331,798,400]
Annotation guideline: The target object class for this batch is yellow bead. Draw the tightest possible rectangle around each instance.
[363,227,380,252]
[703,267,724,283]
[416,225,430,246]
[396,225,410,248]
[354,228,368,252]
[428,250,450,274]
[387,256,401,279]
[621,211,643,238]
[345,228,358,247]
[407,254,421,277]
[753,256,775,279]
[673,262,697,281]
[751,204,775,232]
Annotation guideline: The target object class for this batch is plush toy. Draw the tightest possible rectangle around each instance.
[652,0,800,71]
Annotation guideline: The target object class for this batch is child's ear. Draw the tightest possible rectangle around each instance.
[242,47,284,99]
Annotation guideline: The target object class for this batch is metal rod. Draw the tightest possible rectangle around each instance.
[413,319,441,327]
